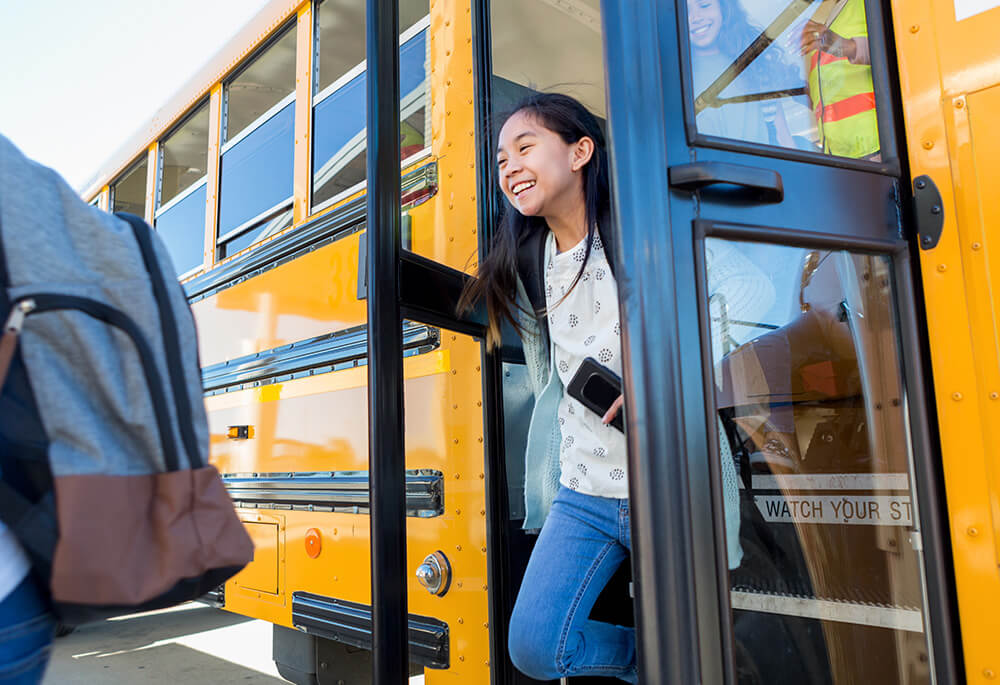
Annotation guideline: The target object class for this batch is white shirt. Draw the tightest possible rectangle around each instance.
[0,522,30,600]
[545,231,629,499]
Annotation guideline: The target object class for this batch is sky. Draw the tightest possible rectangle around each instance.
[0,0,273,192]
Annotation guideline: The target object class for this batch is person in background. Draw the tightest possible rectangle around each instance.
[688,0,800,148]
[0,518,52,683]
[799,0,880,159]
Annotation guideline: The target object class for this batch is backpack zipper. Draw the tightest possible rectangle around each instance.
[0,299,37,388]
[2,294,181,472]
[4,298,36,333]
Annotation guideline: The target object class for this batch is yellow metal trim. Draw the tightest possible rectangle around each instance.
[143,144,158,225]
[892,0,1000,678]
[204,84,224,271]
[293,2,314,225]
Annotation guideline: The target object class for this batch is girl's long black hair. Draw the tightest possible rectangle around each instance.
[457,93,611,349]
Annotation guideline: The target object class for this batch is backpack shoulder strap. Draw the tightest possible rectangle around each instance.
[516,227,548,340]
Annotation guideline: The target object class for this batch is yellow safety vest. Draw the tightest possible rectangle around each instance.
[807,0,879,158]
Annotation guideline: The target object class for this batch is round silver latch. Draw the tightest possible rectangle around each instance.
[415,551,451,596]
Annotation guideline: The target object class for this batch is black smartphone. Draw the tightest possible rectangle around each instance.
[566,357,624,432]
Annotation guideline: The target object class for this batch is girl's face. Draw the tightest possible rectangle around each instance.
[496,111,593,221]
[688,0,723,51]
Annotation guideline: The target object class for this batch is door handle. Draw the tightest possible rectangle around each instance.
[668,161,783,203]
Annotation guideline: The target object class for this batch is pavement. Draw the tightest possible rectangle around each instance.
[43,602,288,684]
[42,603,428,684]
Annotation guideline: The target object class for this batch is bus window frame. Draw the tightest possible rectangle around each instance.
[155,174,208,220]
[674,0,902,176]
[220,90,296,157]
[691,218,956,684]
[109,155,150,217]
[155,97,211,212]
[215,89,295,253]
[308,13,432,217]
[221,19,298,145]
[215,197,293,252]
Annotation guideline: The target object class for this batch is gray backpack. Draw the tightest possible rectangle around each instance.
[0,134,252,624]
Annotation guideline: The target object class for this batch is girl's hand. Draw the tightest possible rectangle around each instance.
[602,395,624,425]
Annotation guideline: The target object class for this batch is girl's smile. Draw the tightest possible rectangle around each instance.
[688,0,722,51]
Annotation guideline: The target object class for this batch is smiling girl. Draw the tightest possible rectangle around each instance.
[689,0,800,148]
[459,93,636,682]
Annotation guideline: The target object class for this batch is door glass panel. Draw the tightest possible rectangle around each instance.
[704,237,931,684]
[684,0,881,160]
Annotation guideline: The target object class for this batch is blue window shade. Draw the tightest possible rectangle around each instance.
[219,102,294,236]
[155,183,207,276]
[312,29,427,207]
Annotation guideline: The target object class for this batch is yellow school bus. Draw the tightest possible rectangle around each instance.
[81,0,1000,682]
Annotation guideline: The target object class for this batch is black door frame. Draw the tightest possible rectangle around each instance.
[599,0,961,683]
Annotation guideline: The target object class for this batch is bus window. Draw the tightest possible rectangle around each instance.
[156,101,209,277]
[310,0,429,212]
[683,0,882,160]
[703,238,931,683]
[217,25,296,257]
[110,156,148,217]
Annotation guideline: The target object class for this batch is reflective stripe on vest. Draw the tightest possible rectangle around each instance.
[806,0,878,158]
[808,53,879,158]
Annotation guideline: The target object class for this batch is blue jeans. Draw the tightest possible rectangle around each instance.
[0,575,53,684]
[509,486,637,683]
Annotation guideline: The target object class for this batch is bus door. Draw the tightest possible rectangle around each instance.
[600,0,959,683]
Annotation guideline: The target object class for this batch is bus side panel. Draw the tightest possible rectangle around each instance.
[892,1,1000,679]
[210,333,490,682]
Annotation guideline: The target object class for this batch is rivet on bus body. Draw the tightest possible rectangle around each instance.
[478,437,484,443]
[968,527,979,537]
[984,668,996,679]
[481,546,487,553]
[484,622,489,628]
[922,140,934,150]
[953,392,963,401]
[452,369,458,375]
[479,473,485,479]
[991,392,999,400]
[458,617,463,623]
[972,242,982,250]
[477,401,482,407]
[457,581,463,588]
[480,509,486,516]
[454,473,461,479]
[454,439,460,444]
[909,24,919,33]
[483,584,488,591]
[937,264,947,272]
[459,656,465,662]
[955,99,965,109]
[455,509,461,515]
[453,404,459,409]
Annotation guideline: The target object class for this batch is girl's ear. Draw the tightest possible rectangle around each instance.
[571,136,595,171]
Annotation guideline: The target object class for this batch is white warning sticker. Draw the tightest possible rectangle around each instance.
[955,0,1000,21]
[755,495,913,526]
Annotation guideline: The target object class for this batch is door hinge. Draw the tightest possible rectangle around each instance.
[912,175,944,250]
